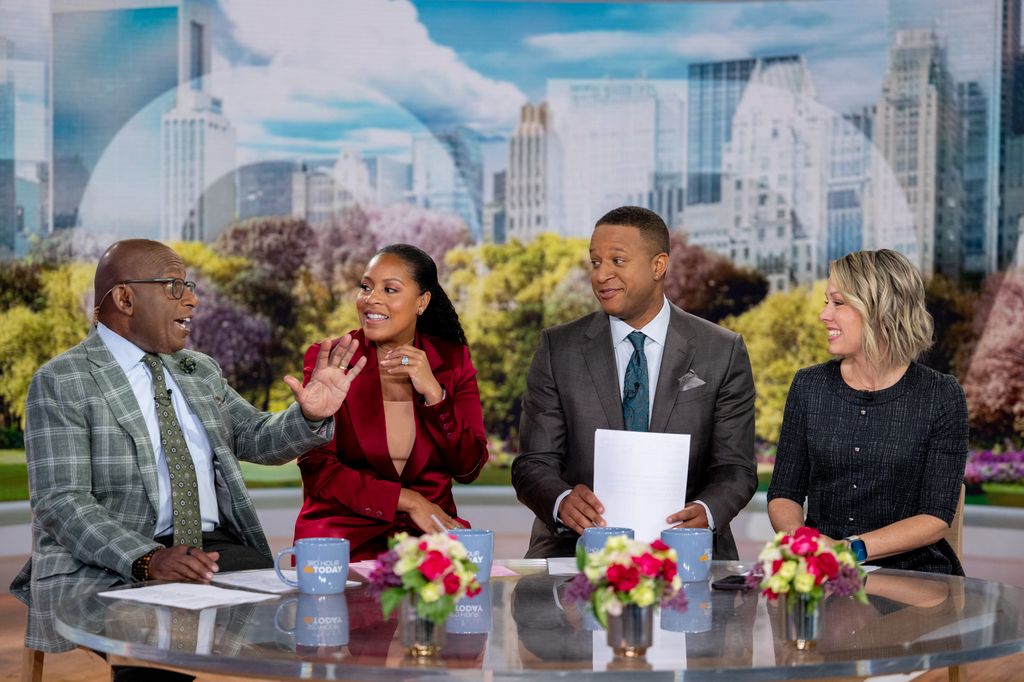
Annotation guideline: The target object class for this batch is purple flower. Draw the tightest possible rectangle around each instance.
[367,550,401,596]
[562,573,595,605]
[824,564,864,599]
[661,587,689,611]
[745,564,765,591]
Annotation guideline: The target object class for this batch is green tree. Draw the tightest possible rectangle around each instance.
[446,234,593,439]
[919,275,978,380]
[0,264,94,426]
[721,282,832,443]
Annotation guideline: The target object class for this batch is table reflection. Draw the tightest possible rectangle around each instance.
[52,562,1024,680]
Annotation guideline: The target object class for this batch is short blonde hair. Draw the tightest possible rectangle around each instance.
[829,249,933,370]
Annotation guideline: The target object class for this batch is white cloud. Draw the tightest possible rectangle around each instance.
[525,5,886,64]
[218,0,526,136]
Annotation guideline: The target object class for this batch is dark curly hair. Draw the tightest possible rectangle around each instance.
[374,244,468,347]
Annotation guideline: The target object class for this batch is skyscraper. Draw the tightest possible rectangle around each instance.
[546,79,685,237]
[161,90,235,242]
[365,156,411,206]
[686,58,757,206]
[238,160,297,220]
[51,0,214,234]
[412,127,483,239]
[875,29,964,278]
[720,56,828,292]
[826,108,874,262]
[889,0,1003,274]
[507,102,548,242]
[0,37,15,255]
[291,160,336,227]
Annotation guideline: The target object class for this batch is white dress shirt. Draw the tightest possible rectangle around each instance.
[97,323,219,537]
[553,298,716,529]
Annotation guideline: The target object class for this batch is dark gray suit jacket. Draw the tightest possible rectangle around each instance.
[512,303,756,559]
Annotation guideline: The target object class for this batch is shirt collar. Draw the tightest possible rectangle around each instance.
[609,297,671,348]
[96,322,149,374]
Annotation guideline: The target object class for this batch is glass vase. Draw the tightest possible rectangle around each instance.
[399,593,446,658]
[783,593,821,650]
[606,604,654,658]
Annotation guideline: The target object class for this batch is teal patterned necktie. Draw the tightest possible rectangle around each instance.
[143,353,203,548]
[622,331,649,432]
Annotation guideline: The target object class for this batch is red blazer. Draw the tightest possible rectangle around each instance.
[293,329,489,561]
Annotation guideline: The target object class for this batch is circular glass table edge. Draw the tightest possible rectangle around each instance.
[53,559,1024,681]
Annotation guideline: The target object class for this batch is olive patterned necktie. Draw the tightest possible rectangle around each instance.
[622,331,649,432]
[143,353,203,548]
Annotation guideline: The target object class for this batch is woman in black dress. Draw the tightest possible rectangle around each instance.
[767,249,968,575]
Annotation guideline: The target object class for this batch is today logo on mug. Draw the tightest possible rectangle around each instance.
[276,537,350,594]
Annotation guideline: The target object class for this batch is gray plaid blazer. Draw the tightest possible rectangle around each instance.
[10,330,332,652]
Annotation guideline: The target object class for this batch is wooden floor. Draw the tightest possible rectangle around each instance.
[1,594,1021,681]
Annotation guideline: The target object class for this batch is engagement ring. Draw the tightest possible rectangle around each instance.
[400,355,410,366]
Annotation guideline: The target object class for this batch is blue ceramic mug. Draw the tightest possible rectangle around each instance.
[660,528,712,582]
[275,537,350,594]
[450,528,494,583]
[578,526,634,555]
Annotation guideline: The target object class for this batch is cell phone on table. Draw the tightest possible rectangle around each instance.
[710,574,750,591]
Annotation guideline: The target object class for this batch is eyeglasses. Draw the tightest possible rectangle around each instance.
[119,278,197,300]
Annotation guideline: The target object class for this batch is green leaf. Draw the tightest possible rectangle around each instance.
[380,588,405,618]
[576,540,587,572]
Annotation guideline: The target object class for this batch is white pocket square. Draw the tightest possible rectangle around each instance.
[679,370,706,392]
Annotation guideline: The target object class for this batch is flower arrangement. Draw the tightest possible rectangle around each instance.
[964,446,1024,485]
[747,526,867,610]
[564,535,687,628]
[369,531,482,625]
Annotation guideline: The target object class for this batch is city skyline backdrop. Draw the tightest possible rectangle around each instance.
[0,0,1020,291]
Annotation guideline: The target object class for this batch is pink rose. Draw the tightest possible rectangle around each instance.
[607,563,640,592]
[419,550,452,581]
[443,571,461,595]
[790,526,821,556]
[636,552,663,577]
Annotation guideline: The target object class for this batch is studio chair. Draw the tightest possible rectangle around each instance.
[944,483,968,682]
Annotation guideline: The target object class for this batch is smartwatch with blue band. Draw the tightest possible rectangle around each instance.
[846,535,868,562]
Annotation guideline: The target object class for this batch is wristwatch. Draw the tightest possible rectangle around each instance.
[845,535,868,562]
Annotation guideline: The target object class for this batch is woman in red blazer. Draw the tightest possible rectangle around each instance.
[293,244,489,560]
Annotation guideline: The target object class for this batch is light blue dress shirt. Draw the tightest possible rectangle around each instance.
[97,323,219,537]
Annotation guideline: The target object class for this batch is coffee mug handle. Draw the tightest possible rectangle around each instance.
[273,597,298,634]
[275,547,299,587]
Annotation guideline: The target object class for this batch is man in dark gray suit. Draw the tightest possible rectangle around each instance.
[512,206,756,559]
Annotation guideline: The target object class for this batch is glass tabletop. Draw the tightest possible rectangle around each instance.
[54,560,1024,680]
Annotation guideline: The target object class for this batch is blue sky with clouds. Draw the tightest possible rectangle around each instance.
[2,0,1000,171]
[202,0,917,164]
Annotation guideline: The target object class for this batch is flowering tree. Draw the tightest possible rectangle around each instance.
[367,203,469,269]
[961,270,1024,439]
[214,216,314,282]
[307,207,377,299]
[664,233,768,323]
[187,278,273,399]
